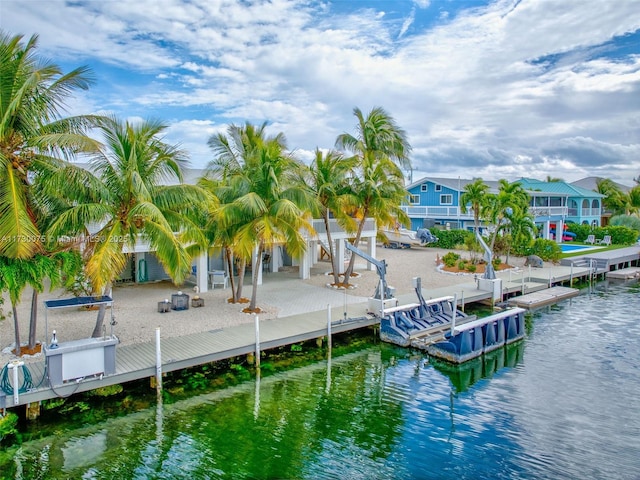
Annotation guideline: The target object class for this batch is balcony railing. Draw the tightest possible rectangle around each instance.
[401,206,474,219]
[310,218,376,237]
[528,206,568,217]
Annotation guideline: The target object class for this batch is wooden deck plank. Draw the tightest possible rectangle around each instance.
[507,286,580,309]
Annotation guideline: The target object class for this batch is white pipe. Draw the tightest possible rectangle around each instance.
[155,328,162,393]
[9,360,24,405]
[255,315,260,369]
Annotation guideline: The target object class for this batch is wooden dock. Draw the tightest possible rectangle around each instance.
[0,311,377,409]
[2,246,638,412]
[507,286,580,309]
[606,267,640,279]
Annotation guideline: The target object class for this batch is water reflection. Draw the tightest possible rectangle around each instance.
[429,341,525,393]
[2,282,640,479]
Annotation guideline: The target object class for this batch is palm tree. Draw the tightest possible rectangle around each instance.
[48,115,207,336]
[460,178,489,233]
[487,179,529,253]
[597,178,628,215]
[204,122,284,303]
[306,149,358,286]
[0,32,99,259]
[628,185,640,214]
[545,175,564,182]
[597,179,640,216]
[0,31,100,353]
[197,175,245,302]
[505,208,537,263]
[219,130,314,312]
[335,107,411,286]
[0,251,81,355]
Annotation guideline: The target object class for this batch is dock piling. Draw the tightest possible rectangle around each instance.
[255,314,260,369]
[327,304,332,353]
[450,293,457,337]
[155,328,162,394]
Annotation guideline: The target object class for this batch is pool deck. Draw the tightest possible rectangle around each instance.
[2,246,639,412]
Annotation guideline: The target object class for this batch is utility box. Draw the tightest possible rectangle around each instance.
[45,336,118,386]
[478,278,503,302]
[368,297,398,315]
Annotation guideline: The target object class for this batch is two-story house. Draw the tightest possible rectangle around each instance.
[515,178,605,238]
[403,176,604,241]
[403,177,500,232]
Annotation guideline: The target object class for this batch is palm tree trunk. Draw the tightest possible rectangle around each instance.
[225,247,237,302]
[12,304,21,357]
[91,285,110,338]
[249,243,264,311]
[323,212,340,285]
[342,212,367,287]
[235,259,247,302]
[28,289,38,350]
[92,304,106,338]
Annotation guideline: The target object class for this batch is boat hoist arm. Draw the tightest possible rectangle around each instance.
[345,241,394,299]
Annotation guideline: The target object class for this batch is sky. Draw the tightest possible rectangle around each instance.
[2,0,640,185]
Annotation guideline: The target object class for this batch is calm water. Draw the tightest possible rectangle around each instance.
[1,281,639,480]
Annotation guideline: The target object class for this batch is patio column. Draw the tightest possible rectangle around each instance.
[196,252,208,293]
[555,219,564,244]
[364,237,376,271]
[299,241,311,279]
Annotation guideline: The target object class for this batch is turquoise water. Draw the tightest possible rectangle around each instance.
[560,243,597,252]
[1,281,639,479]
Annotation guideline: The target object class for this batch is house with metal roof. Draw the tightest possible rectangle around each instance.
[515,177,605,238]
[403,176,605,241]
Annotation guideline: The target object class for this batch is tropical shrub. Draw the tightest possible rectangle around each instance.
[432,229,472,249]
[0,412,18,444]
[567,223,593,242]
[610,215,640,234]
[522,239,562,262]
[567,224,637,245]
[442,252,460,267]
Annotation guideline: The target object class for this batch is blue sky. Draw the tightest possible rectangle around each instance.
[2,0,640,184]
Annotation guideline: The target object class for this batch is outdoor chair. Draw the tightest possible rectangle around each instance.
[585,234,595,244]
[596,235,612,246]
[209,270,229,289]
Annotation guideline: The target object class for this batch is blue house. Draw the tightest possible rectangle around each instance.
[515,178,604,239]
[402,177,498,232]
[403,176,604,241]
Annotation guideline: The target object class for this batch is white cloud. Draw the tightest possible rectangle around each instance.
[2,0,640,183]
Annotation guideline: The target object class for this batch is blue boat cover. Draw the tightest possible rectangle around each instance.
[44,296,113,309]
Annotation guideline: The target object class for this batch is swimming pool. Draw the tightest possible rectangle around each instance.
[560,243,599,253]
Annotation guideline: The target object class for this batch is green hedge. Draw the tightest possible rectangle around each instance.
[431,229,474,249]
[567,224,637,245]
[516,238,562,262]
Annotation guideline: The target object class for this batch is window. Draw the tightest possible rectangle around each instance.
[421,184,427,192]
[440,194,453,205]
[410,194,420,205]
[435,184,442,192]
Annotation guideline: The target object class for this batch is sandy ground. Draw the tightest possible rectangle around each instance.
[1,245,522,366]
